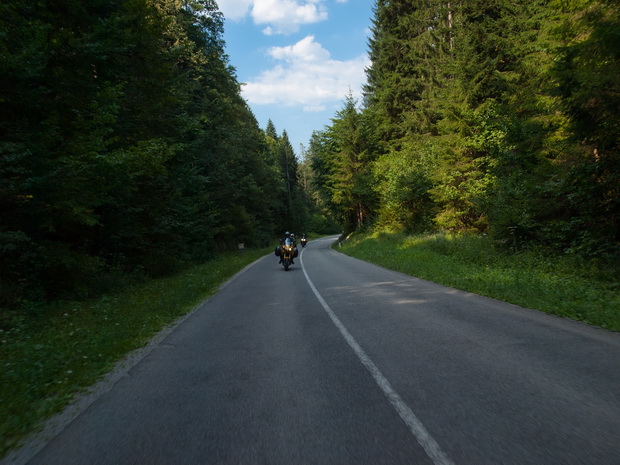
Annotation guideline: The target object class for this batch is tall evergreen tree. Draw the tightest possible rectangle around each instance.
[550,0,620,250]
[364,0,442,145]
[309,94,377,232]
[0,0,282,304]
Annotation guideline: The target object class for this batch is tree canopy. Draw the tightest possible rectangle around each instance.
[0,0,307,305]
[2,0,618,307]
[310,0,619,256]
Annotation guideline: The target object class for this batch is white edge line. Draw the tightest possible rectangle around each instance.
[300,248,454,465]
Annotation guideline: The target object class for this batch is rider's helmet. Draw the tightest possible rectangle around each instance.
[290,234,295,239]
[285,231,290,237]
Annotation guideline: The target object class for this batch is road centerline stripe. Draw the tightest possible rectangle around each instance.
[300,247,454,465]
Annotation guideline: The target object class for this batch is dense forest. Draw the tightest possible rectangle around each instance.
[0,0,321,306]
[307,0,619,255]
[1,0,618,308]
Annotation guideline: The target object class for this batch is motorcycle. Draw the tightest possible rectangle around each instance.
[300,236,308,248]
[277,237,297,271]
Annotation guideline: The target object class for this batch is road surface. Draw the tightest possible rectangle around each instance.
[8,236,620,464]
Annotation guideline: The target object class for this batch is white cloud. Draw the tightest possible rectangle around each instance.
[252,0,328,34]
[219,0,328,34]
[269,35,330,62]
[217,0,253,21]
[241,35,370,110]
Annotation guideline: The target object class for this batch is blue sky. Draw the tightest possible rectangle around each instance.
[217,0,375,154]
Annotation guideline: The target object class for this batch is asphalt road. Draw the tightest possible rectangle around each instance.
[11,236,620,464]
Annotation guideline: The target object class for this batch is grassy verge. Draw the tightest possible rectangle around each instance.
[338,231,620,331]
[0,247,270,458]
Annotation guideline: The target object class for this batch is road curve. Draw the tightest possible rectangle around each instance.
[11,236,620,464]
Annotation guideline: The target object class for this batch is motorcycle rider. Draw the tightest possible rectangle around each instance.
[278,232,289,264]
[278,231,297,264]
[279,231,291,245]
[289,234,297,264]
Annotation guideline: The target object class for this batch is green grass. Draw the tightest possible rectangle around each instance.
[338,231,620,331]
[0,247,271,458]
[3,233,617,457]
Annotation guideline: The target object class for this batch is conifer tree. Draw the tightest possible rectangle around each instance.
[309,94,377,232]
[551,0,620,250]
[0,0,282,303]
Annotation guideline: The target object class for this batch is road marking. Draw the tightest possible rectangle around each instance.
[300,248,454,465]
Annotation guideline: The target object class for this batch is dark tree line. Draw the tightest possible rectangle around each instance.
[307,0,619,257]
[2,0,617,307]
[0,0,310,306]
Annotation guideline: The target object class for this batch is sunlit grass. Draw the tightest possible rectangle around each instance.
[0,247,270,458]
[339,231,620,331]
